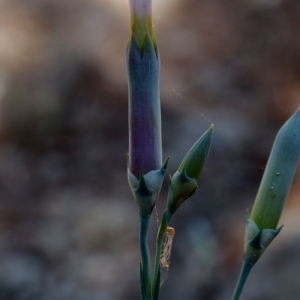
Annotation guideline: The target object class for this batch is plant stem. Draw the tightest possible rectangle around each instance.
[140,216,151,299]
[152,211,169,296]
[231,260,253,300]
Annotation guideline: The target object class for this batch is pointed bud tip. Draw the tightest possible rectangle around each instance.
[160,157,169,175]
[276,224,284,234]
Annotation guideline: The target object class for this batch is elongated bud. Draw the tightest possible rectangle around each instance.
[250,108,300,230]
[127,0,161,178]
[166,125,213,219]
[231,112,300,300]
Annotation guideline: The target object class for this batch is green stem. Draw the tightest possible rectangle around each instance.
[231,260,254,300]
[152,211,171,296]
[140,216,151,300]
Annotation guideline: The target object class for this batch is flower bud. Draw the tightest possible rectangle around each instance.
[127,0,161,178]
[250,108,300,230]
[178,124,214,181]
[166,125,213,218]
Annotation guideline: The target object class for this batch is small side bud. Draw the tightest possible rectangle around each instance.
[178,124,213,181]
[166,125,213,219]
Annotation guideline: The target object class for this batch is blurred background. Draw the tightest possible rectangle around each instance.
[0,0,299,299]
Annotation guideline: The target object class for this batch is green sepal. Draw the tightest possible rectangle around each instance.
[166,169,198,216]
[129,14,156,51]
[244,213,283,265]
[140,263,147,300]
[231,213,283,300]
[152,265,161,300]
[127,32,158,60]
[141,32,158,59]
[128,157,169,217]
[127,32,140,59]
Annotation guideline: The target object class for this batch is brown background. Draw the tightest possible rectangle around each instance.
[0,0,299,299]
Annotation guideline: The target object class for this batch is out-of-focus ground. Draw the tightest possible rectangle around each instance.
[0,0,299,299]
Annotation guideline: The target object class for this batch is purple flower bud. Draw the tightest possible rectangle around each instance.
[127,1,162,177]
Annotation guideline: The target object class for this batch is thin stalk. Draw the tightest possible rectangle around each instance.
[140,216,151,299]
[231,260,254,300]
[152,211,169,295]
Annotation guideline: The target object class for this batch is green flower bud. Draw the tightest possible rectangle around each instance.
[178,124,214,181]
[250,108,300,230]
[166,125,213,218]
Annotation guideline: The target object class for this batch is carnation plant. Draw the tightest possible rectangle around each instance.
[125,1,300,299]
